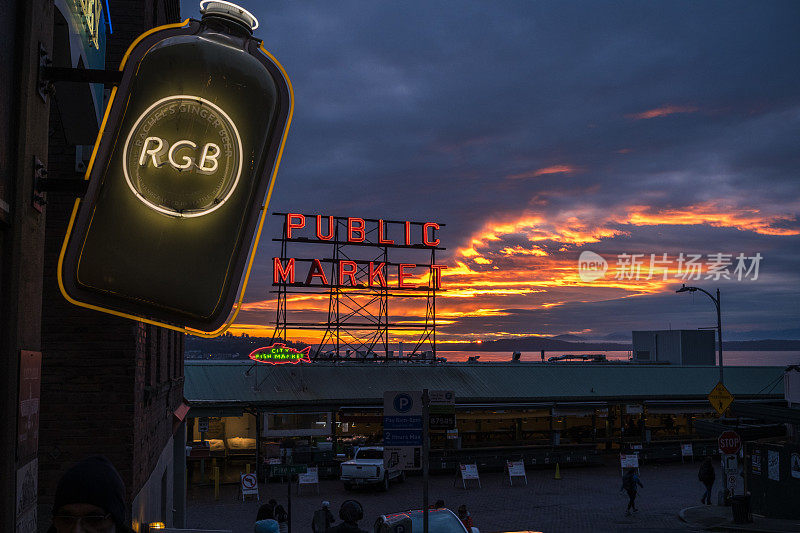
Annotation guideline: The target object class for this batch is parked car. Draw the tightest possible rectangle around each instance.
[374,509,479,533]
[340,446,405,491]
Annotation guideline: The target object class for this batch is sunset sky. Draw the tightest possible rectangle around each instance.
[181,1,800,344]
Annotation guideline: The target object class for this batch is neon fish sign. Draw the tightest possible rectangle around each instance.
[248,343,311,365]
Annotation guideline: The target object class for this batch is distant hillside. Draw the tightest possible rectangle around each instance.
[442,337,630,352]
[184,334,800,358]
[442,337,800,352]
[185,334,309,359]
[722,339,800,351]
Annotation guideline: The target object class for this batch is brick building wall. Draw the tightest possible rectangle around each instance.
[133,323,185,493]
[0,1,54,529]
[38,0,183,529]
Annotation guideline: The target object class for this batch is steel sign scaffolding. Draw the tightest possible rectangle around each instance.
[269,212,445,360]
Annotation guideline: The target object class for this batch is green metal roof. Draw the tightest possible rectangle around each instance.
[184,361,786,409]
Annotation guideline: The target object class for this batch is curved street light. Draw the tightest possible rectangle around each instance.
[676,284,723,385]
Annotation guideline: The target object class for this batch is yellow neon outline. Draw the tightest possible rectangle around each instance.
[57,20,294,338]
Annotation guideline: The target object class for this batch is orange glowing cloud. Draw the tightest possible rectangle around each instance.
[231,199,796,344]
[627,104,699,120]
[506,165,577,179]
[623,203,800,236]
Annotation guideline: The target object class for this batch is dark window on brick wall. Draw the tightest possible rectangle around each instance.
[145,324,153,387]
[172,331,179,379]
[179,335,184,378]
[155,328,162,384]
[168,333,172,381]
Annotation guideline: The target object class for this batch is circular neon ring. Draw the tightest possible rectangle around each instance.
[121,95,243,218]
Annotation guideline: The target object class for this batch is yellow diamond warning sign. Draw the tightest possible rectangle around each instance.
[708,382,734,415]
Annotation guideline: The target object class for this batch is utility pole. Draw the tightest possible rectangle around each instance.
[716,288,723,384]
[676,285,724,384]
[422,388,430,533]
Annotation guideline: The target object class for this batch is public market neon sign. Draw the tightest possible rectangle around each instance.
[273,213,447,289]
[248,343,312,364]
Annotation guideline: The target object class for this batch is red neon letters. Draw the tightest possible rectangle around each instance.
[284,214,441,247]
[286,213,305,238]
[276,214,445,289]
[369,262,387,287]
[378,220,394,245]
[423,223,440,246]
[273,257,295,283]
[305,259,328,285]
[348,218,365,242]
[339,260,358,286]
[273,259,447,289]
[398,263,417,288]
[316,215,334,240]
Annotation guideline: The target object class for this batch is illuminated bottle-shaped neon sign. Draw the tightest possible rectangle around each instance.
[59,1,293,335]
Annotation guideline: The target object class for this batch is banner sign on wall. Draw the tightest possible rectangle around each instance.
[790,453,800,479]
[752,449,762,475]
[17,351,41,463]
[768,450,780,481]
[59,2,293,336]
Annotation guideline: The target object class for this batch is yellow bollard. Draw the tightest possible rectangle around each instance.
[214,466,220,500]
[246,464,250,474]
[554,463,562,480]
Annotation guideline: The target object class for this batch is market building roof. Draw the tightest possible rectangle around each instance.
[184,361,785,412]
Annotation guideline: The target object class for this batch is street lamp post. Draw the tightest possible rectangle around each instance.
[676,285,723,385]
[677,284,727,504]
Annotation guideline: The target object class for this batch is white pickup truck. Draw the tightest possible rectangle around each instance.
[340,446,405,491]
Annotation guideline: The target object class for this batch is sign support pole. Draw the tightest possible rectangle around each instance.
[423,388,430,533]
[287,470,293,533]
[722,445,728,502]
[717,288,724,386]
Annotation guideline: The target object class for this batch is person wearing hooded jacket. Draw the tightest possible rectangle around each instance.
[698,457,716,505]
[274,504,288,533]
[47,456,133,533]
[254,519,280,533]
[328,500,368,533]
[312,501,336,532]
[255,503,280,533]
[620,468,643,515]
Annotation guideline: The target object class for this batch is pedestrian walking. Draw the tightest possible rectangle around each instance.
[620,468,643,516]
[47,455,133,533]
[273,504,288,533]
[698,457,716,505]
[329,500,368,533]
[457,504,474,530]
[312,501,336,533]
[255,503,279,533]
[430,499,445,509]
[257,502,276,521]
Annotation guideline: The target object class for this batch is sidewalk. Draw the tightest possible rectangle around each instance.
[679,505,800,532]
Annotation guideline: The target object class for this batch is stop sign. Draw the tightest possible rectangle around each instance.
[718,430,742,454]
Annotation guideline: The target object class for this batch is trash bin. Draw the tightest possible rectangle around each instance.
[730,494,752,524]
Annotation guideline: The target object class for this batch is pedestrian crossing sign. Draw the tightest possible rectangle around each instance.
[708,382,734,415]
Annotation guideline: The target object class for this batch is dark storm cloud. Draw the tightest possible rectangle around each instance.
[180,0,800,338]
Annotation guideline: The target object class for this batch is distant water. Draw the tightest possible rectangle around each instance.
[437,350,800,366]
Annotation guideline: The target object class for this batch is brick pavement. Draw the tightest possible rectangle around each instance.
[188,460,712,532]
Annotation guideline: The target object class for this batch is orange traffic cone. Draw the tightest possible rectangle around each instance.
[554,462,562,480]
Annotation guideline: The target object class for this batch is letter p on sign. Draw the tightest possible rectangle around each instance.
[394,393,413,413]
